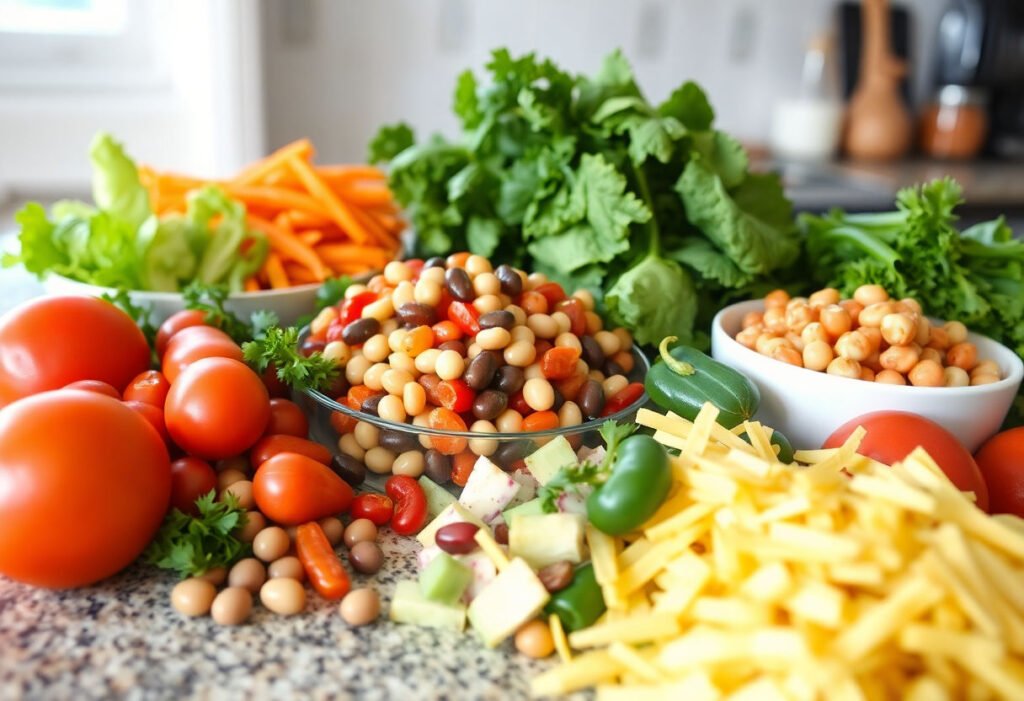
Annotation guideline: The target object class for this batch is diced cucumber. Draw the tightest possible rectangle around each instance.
[416,503,487,548]
[524,435,578,485]
[419,552,473,605]
[418,475,457,519]
[502,497,544,525]
[390,580,466,631]
[457,455,521,524]
[467,558,550,647]
[509,512,587,570]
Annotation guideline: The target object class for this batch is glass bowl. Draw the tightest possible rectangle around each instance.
[297,346,652,494]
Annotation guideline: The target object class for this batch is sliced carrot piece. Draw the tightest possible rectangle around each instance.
[233,139,313,186]
[286,156,372,244]
[248,215,329,282]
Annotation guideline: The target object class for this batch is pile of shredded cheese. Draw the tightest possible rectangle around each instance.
[531,404,1024,700]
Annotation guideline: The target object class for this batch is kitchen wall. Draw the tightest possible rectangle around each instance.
[262,0,948,161]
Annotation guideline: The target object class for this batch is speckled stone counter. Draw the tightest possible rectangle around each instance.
[0,531,575,700]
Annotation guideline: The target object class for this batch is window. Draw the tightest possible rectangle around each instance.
[0,0,127,36]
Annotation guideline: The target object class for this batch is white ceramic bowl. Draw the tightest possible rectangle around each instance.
[41,273,320,326]
[711,300,1024,453]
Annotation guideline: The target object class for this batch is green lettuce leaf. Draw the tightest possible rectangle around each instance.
[137,214,197,291]
[89,132,150,232]
[605,255,697,346]
[658,81,715,131]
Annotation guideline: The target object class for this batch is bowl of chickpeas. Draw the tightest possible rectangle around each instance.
[296,253,651,491]
[711,285,1023,452]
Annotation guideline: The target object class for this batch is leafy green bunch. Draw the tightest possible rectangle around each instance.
[369,49,799,346]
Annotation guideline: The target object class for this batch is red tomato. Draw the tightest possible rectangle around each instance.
[385,475,428,535]
[0,390,170,587]
[64,380,121,399]
[428,407,468,455]
[155,309,208,357]
[522,410,559,432]
[0,296,150,408]
[601,382,645,417]
[252,452,354,525]
[975,428,1024,517]
[541,347,581,380]
[447,301,481,336]
[435,379,476,413]
[169,456,217,515]
[533,282,567,306]
[266,398,309,438]
[451,451,475,487]
[339,291,379,326]
[122,370,171,408]
[261,364,290,399]
[164,357,270,460]
[123,400,169,444]
[824,411,989,512]
[161,326,243,384]
[350,493,394,526]
[250,434,331,469]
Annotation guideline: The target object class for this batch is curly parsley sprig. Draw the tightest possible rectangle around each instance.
[182,281,278,344]
[242,325,339,392]
[143,490,248,579]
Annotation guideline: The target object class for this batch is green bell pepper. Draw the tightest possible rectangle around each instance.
[544,562,606,632]
[586,434,671,536]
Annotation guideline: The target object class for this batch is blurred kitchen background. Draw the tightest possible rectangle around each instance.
[1,0,1023,227]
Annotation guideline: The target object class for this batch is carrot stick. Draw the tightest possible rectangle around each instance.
[283,263,319,285]
[336,183,394,208]
[349,206,399,251]
[233,139,313,186]
[248,215,330,282]
[318,165,387,181]
[286,156,372,244]
[369,211,405,234]
[298,230,323,247]
[262,253,290,289]
[281,210,332,229]
[222,184,328,216]
[244,277,260,292]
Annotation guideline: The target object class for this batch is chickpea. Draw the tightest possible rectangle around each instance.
[555,332,583,353]
[603,374,629,398]
[465,343,483,359]
[414,348,441,375]
[785,296,809,312]
[879,313,916,346]
[344,283,368,299]
[853,284,889,307]
[593,330,621,357]
[495,409,523,433]
[515,620,554,659]
[612,328,633,351]
[946,342,978,371]
[384,260,413,284]
[362,334,390,363]
[435,350,466,381]
[477,327,512,351]
[801,322,829,345]
[971,373,1001,386]
[526,271,548,289]
[523,378,555,412]
[914,316,931,346]
[523,363,545,381]
[392,450,425,477]
[784,332,805,352]
[826,357,862,379]
[944,366,970,387]
[920,347,944,365]
[858,302,894,328]
[875,369,907,385]
[839,299,865,324]
[771,346,803,367]
[473,272,501,297]
[742,311,764,329]
[310,307,340,337]
[338,433,365,461]
[834,331,871,362]
[819,305,852,338]
[879,345,920,374]
[925,326,950,351]
[858,326,883,353]
[505,304,527,326]
[551,312,572,336]
[527,314,559,339]
[861,350,882,372]
[341,355,368,386]
[504,340,537,368]
[584,311,603,335]
[785,303,816,334]
[377,394,407,423]
[403,382,427,417]
[414,278,443,306]
[354,421,380,451]
[943,321,968,345]
[413,412,433,450]
[971,360,1000,378]
[755,333,780,355]
[381,319,399,336]
[362,362,389,391]
[899,297,923,315]
[420,266,445,285]
[465,254,492,277]
[762,307,788,334]
[736,327,761,350]
[808,287,841,308]
[558,401,583,427]
[322,341,352,366]
[802,340,834,372]
[468,420,498,457]
[473,294,503,315]
[362,297,394,322]
[391,280,415,308]
[511,326,536,344]
[364,447,396,475]
[908,359,944,387]
[764,289,790,309]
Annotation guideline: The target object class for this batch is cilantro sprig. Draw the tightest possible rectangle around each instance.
[242,325,339,392]
[143,490,248,578]
[538,421,637,512]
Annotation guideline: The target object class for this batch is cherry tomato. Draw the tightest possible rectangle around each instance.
[339,291,379,326]
[824,411,989,512]
[252,452,354,526]
[522,410,559,432]
[164,357,270,460]
[122,370,171,408]
[385,475,428,535]
[428,407,468,455]
[0,390,169,587]
[533,339,554,358]
[0,296,150,408]
[601,382,645,417]
[348,384,384,409]
[435,379,476,413]
[251,434,332,469]
[555,298,587,336]
[533,282,567,307]
[350,493,394,526]
[161,325,243,384]
[330,397,359,434]
[266,398,309,438]
[541,347,581,381]
[432,320,463,344]
[447,301,481,336]
[435,288,454,320]
[169,456,217,515]
[123,400,169,444]
[451,450,476,487]
[975,427,1024,517]
[405,259,425,278]
[324,321,345,344]
[261,364,291,399]
[155,309,208,357]
[509,391,531,416]
[64,380,121,399]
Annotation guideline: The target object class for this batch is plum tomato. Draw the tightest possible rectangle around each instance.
[975,427,1024,517]
[250,434,332,470]
[161,326,243,384]
[252,452,354,526]
[169,456,217,515]
[349,493,394,526]
[156,309,209,357]
[265,398,309,438]
[122,370,171,408]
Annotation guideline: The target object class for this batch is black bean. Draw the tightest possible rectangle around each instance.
[341,318,380,346]
[578,379,606,420]
[423,450,451,484]
[379,429,420,453]
[472,389,508,421]
[493,365,525,395]
[323,373,349,398]
[437,340,467,356]
[551,386,565,412]
[444,267,474,301]
[360,394,385,417]
[495,264,522,297]
[464,351,500,391]
[331,454,365,487]
[580,335,605,369]
[478,310,515,330]
[491,441,526,470]
[424,256,446,269]
[604,359,625,377]
[396,302,436,328]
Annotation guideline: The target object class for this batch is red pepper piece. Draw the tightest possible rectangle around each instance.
[339,291,378,326]
[555,298,587,337]
[600,382,645,417]
[447,301,481,336]
[296,522,351,600]
[435,379,476,413]
[534,282,567,307]
[541,346,581,380]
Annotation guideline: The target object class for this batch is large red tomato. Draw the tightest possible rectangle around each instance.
[0,296,150,407]
[975,428,1024,517]
[155,309,208,358]
[0,390,170,587]
[164,357,270,460]
[161,326,243,384]
[824,411,989,511]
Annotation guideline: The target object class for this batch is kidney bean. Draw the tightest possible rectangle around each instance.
[537,561,574,592]
[495,264,523,296]
[493,365,525,395]
[342,318,381,346]
[578,379,606,420]
[491,440,526,470]
[472,389,508,421]
[444,267,474,301]
[423,450,451,484]
[478,310,515,330]
[396,302,437,328]
[580,335,605,369]
[360,394,384,417]
[386,475,428,536]
[424,256,446,269]
[604,359,625,377]
[493,523,509,545]
[418,374,444,405]
[435,522,481,555]
[464,350,499,391]
[437,340,467,356]
[301,337,326,357]
[379,429,421,453]
[331,454,366,487]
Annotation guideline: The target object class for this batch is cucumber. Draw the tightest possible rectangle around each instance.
[740,427,794,463]
[645,337,760,429]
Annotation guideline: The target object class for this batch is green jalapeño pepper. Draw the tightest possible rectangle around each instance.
[586,434,671,536]
[544,563,606,632]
